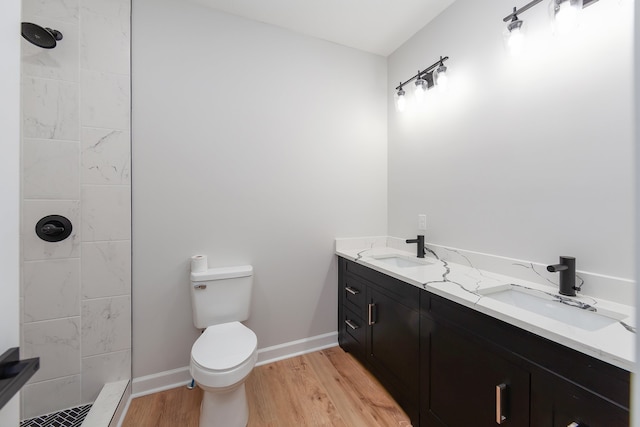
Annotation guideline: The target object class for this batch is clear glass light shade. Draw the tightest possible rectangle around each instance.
[549,0,583,36]
[503,19,526,57]
[434,65,448,92]
[394,87,407,112]
[414,78,428,105]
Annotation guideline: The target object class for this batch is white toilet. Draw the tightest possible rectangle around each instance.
[189,265,257,427]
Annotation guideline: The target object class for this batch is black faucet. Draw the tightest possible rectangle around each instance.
[406,235,425,258]
[546,256,576,296]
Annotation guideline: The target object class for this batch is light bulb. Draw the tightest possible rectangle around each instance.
[435,65,448,93]
[556,2,579,32]
[414,77,427,105]
[395,87,406,113]
[508,28,524,55]
[504,18,525,57]
[550,0,582,36]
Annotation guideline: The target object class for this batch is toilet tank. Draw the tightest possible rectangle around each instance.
[190,265,253,329]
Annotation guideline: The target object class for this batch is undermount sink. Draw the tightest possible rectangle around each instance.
[371,254,434,269]
[478,286,626,332]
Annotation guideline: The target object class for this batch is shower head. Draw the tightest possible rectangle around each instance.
[21,22,63,49]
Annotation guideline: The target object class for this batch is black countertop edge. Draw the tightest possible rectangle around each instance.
[0,347,39,410]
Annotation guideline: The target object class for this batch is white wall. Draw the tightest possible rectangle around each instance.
[132,0,387,378]
[0,0,21,424]
[388,0,634,281]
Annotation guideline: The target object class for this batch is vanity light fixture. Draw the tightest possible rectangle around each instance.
[502,0,598,52]
[394,56,449,113]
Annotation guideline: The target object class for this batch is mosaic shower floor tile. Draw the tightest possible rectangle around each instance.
[21,404,92,427]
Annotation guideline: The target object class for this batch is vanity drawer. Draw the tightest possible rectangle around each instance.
[343,277,366,316]
[342,306,366,346]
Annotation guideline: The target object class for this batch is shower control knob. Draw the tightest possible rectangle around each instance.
[35,215,72,242]
[42,223,65,235]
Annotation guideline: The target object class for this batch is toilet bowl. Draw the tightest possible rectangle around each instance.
[190,321,257,427]
[190,322,258,388]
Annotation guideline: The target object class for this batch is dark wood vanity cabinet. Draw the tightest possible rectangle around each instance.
[422,292,630,427]
[338,257,420,425]
[338,257,630,427]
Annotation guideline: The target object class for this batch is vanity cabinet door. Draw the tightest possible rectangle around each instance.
[367,286,420,424]
[367,287,420,392]
[423,319,530,427]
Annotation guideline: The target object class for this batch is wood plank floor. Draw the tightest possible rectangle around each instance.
[123,346,411,426]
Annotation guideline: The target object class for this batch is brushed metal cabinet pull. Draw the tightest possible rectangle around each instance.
[368,303,376,325]
[345,319,359,330]
[345,286,360,295]
[496,383,507,424]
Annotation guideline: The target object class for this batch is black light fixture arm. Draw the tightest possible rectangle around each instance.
[503,0,543,22]
[395,56,449,91]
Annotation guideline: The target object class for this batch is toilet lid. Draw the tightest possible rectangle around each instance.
[192,322,257,371]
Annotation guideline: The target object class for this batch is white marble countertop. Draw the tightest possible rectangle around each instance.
[336,238,635,372]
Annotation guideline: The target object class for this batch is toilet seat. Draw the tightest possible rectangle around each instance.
[190,321,258,388]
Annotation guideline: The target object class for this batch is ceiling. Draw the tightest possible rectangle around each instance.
[190,0,457,57]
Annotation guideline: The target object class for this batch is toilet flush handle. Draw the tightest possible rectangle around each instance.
[194,284,207,290]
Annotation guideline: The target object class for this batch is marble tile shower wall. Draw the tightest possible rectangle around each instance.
[20,0,131,419]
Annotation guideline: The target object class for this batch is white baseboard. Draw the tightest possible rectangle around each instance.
[130,331,339,399]
[131,366,192,398]
[255,331,338,366]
